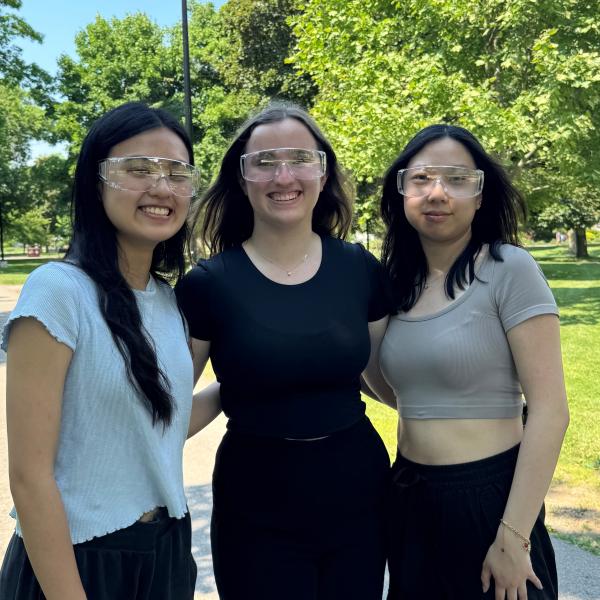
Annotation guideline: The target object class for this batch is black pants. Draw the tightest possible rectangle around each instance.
[211,416,390,600]
[387,444,558,599]
[0,509,197,600]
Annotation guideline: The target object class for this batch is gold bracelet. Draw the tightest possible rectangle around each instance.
[500,518,531,553]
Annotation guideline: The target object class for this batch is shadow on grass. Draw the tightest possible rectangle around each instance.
[186,483,217,596]
[552,287,600,326]
[539,261,600,281]
[0,257,58,277]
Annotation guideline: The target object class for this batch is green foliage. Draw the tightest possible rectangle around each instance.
[7,205,50,246]
[54,13,181,150]
[535,198,600,232]
[290,0,600,221]
[218,0,315,105]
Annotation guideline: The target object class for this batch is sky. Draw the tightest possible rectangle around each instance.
[14,0,226,157]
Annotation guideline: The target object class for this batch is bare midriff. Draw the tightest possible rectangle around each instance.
[138,507,161,522]
[398,416,523,465]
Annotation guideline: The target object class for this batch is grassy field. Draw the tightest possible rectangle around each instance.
[1,244,599,552]
[0,256,61,285]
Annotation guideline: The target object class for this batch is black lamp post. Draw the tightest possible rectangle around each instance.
[181,0,193,142]
[0,199,5,263]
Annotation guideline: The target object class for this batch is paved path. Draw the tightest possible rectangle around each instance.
[0,284,598,599]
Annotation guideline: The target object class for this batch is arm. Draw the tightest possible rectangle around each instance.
[481,314,569,599]
[187,337,221,438]
[6,318,87,600]
[362,316,397,410]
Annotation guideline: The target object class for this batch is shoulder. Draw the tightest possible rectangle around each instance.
[492,244,546,278]
[20,261,94,303]
[326,237,380,266]
[175,249,239,312]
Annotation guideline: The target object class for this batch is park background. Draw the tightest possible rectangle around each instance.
[0,0,598,579]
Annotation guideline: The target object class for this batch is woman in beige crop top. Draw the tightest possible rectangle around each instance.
[365,125,568,599]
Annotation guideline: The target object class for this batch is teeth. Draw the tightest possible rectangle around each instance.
[141,206,170,216]
[270,192,300,201]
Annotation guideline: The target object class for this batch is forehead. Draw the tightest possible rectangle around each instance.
[108,127,189,163]
[407,137,476,169]
[245,118,318,154]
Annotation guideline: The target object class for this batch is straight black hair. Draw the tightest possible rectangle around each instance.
[195,101,353,255]
[381,124,526,311]
[66,101,194,426]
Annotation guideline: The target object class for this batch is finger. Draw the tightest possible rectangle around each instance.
[518,582,528,600]
[481,564,491,593]
[528,571,543,590]
[496,584,506,600]
[508,586,518,600]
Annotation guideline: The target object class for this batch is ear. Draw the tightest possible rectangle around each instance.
[319,174,328,192]
[476,194,482,209]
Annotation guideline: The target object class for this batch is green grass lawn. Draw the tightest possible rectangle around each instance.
[0,256,62,285]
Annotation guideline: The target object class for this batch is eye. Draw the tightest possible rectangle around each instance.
[290,150,316,163]
[409,172,431,183]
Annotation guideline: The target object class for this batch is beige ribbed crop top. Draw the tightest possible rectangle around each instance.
[379,245,558,419]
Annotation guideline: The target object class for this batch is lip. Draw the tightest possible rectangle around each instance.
[138,205,174,218]
[267,190,303,204]
[423,211,451,222]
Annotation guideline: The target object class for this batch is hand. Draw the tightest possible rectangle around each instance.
[481,527,543,600]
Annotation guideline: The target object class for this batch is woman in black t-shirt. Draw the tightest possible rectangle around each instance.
[176,103,393,599]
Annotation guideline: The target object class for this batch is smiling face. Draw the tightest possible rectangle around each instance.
[101,127,191,254]
[241,118,326,233]
[403,136,482,248]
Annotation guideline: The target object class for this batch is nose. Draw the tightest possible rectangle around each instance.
[426,176,448,201]
[273,161,295,182]
[148,174,172,196]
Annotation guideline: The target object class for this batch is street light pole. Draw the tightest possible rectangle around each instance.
[181,0,193,142]
[0,199,5,263]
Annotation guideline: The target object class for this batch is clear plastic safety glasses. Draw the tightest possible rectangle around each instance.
[397,166,484,199]
[240,148,326,182]
[99,156,200,198]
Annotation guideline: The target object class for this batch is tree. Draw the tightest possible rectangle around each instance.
[0,0,50,258]
[533,196,600,258]
[54,13,181,151]
[290,0,600,247]
[218,0,315,105]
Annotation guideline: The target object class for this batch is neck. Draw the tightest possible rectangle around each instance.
[117,240,154,290]
[421,231,472,274]
[247,223,316,264]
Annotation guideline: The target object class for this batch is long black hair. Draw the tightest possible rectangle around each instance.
[381,124,526,312]
[65,101,194,427]
[195,101,353,255]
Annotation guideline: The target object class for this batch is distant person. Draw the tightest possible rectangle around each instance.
[0,102,219,599]
[370,124,568,599]
[176,103,391,599]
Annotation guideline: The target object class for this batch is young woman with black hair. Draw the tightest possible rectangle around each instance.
[0,102,219,599]
[371,125,568,599]
[176,103,391,599]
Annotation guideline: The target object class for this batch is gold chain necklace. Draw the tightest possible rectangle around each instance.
[247,243,310,277]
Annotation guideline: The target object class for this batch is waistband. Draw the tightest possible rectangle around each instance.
[224,415,374,448]
[75,510,189,552]
[392,443,519,489]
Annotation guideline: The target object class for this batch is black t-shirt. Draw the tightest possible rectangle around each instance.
[175,235,390,438]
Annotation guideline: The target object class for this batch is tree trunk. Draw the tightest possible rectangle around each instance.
[568,227,588,258]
